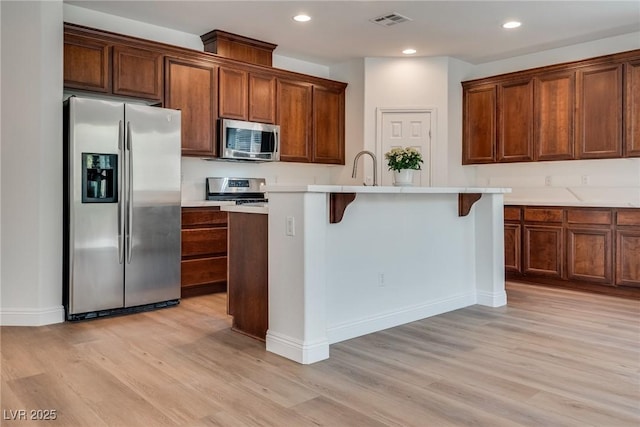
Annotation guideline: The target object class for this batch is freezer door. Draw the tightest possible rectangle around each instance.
[124,104,181,307]
[68,97,125,315]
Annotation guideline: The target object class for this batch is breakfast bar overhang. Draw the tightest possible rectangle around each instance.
[265,185,511,364]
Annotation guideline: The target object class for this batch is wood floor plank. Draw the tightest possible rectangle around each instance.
[1,282,638,426]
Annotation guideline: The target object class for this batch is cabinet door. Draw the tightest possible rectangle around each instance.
[534,71,575,160]
[567,227,613,285]
[524,225,563,279]
[576,63,623,158]
[277,79,313,162]
[312,85,345,164]
[112,45,163,100]
[626,59,640,157]
[463,85,496,164]
[504,223,522,273]
[64,33,110,93]
[165,57,217,157]
[616,230,640,287]
[249,73,276,124]
[498,79,533,162]
[219,67,248,120]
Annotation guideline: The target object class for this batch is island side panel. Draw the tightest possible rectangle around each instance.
[324,193,479,344]
[473,193,508,307]
[266,191,330,364]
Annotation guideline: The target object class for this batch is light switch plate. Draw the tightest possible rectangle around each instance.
[286,216,295,236]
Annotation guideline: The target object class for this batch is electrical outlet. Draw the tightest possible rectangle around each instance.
[581,175,589,185]
[545,176,552,186]
[378,273,385,287]
[286,216,295,236]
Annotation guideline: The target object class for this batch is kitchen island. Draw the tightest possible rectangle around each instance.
[265,185,510,364]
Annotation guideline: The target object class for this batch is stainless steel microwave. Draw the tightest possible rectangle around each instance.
[220,119,280,161]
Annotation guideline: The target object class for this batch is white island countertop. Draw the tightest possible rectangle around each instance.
[265,185,511,194]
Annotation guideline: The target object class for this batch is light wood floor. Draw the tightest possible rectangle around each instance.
[1,282,638,426]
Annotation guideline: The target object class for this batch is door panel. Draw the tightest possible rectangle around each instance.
[124,104,181,307]
[379,111,431,187]
[69,97,124,315]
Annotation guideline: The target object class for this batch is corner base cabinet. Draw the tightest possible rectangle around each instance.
[504,205,639,298]
[181,207,228,298]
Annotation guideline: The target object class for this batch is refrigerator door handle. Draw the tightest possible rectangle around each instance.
[118,120,125,264]
[126,121,134,264]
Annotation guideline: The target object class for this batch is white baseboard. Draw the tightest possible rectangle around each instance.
[476,290,507,307]
[0,305,65,326]
[326,292,476,345]
[265,331,329,364]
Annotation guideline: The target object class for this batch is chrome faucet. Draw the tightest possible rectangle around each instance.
[351,150,378,186]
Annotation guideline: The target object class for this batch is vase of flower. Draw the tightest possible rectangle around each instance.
[393,169,415,186]
[384,147,423,187]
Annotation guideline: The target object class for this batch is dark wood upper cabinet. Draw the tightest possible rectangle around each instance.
[165,57,218,157]
[218,67,248,121]
[534,71,575,161]
[463,85,496,164]
[64,33,110,93]
[626,59,640,157]
[576,63,624,159]
[112,45,163,100]
[64,30,162,101]
[497,79,534,162]
[277,79,313,162]
[248,73,276,124]
[462,49,639,165]
[312,85,345,164]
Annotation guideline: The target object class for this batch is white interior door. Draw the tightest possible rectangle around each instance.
[379,110,432,186]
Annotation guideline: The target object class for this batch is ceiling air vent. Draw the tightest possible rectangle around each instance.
[369,12,412,27]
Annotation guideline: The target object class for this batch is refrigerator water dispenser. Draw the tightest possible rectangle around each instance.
[82,153,117,203]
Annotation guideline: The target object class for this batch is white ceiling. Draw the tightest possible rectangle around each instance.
[65,1,640,65]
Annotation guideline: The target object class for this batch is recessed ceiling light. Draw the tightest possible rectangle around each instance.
[502,21,522,29]
[293,14,311,22]
[403,48,417,55]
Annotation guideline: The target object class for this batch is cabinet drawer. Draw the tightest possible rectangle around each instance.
[182,207,228,227]
[182,228,227,257]
[181,256,227,287]
[524,207,563,223]
[504,206,522,221]
[616,209,640,226]
[567,209,612,225]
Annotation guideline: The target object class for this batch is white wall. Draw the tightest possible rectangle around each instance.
[363,57,451,186]
[1,1,65,325]
[462,32,640,207]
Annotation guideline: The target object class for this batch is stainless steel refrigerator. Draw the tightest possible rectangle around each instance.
[63,96,181,320]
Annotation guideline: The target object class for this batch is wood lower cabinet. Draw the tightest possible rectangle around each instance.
[227,212,268,341]
[277,79,313,162]
[505,205,639,298]
[165,57,218,157]
[181,207,228,298]
[616,209,640,287]
[524,224,563,279]
[504,206,522,273]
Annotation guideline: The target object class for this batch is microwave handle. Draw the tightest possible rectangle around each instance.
[273,128,279,154]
